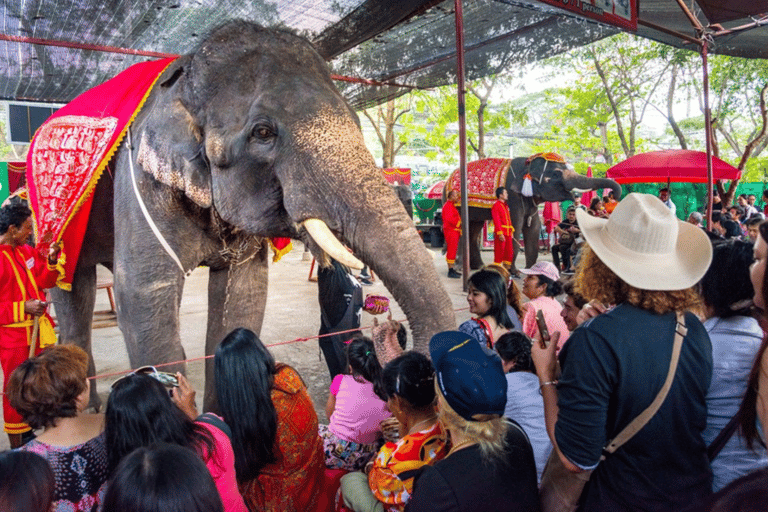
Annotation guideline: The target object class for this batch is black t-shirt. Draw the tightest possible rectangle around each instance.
[556,304,713,511]
[317,260,362,330]
[406,420,540,512]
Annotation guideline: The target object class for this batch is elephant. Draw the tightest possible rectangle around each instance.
[444,155,621,273]
[49,21,455,410]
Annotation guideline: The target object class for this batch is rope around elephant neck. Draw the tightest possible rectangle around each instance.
[127,128,192,278]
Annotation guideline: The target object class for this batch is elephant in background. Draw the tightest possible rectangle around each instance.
[444,155,621,273]
[50,21,455,410]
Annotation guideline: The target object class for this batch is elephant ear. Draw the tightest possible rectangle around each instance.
[136,56,212,208]
[526,153,566,181]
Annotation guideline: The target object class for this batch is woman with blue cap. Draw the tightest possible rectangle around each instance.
[405,331,540,512]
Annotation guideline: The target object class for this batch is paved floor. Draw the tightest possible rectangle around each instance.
[0,242,553,450]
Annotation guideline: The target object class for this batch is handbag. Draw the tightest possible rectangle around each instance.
[539,311,688,512]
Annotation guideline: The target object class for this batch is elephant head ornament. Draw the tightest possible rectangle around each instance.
[51,22,455,409]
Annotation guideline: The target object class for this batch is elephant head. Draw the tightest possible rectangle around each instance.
[135,21,454,349]
[508,153,621,202]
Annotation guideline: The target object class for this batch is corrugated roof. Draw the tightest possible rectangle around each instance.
[1,0,766,109]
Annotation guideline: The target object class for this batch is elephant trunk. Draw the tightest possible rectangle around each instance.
[564,174,622,199]
[344,183,456,351]
[287,108,456,352]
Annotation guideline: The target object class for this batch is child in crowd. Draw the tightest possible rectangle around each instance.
[103,444,224,512]
[338,351,448,512]
[321,337,392,470]
[0,450,54,512]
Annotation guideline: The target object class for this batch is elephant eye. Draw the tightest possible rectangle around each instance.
[250,123,277,143]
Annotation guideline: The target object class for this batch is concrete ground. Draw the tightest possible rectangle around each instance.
[0,242,553,450]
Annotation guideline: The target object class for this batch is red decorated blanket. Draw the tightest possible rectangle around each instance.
[26,57,177,290]
[445,158,510,208]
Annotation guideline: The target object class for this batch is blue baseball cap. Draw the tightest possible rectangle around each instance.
[429,331,507,421]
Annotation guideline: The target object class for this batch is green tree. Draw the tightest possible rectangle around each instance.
[362,96,412,168]
[409,75,527,165]
[533,34,676,163]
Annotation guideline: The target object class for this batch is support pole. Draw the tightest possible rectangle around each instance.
[702,39,714,229]
[454,0,470,290]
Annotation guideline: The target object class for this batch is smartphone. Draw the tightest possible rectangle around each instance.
[150,371,179,388]
[536,309,550,349]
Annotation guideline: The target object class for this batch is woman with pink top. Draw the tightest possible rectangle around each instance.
[321,337,392,471]
[520,261,570,350]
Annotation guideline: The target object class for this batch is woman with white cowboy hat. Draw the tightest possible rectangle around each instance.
[531,193,714,511]
[519,261,570,351]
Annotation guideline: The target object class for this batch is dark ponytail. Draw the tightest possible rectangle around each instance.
[377,352,435,410]
[346,337,382,385]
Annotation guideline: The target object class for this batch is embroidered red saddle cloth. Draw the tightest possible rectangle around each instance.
[26,57,176,290]
[445,158,510,208]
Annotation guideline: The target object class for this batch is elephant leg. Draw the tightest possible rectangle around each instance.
[112,226,187,377]
[50,264,100,410]
[203,242,269,411]
[468,222,485,270]
[508,194,526,276]
[524,214,542,269]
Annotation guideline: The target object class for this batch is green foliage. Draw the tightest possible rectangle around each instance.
[407,75,527,164]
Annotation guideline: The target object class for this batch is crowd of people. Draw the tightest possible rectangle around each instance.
[6,186,768,511]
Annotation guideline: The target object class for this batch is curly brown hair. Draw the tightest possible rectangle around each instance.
[574,245,702,315]
[7,345,89,429]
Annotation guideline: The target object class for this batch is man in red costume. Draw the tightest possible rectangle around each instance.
[492,187,514,268]
[0,200,62,447]
[442,190,462,278]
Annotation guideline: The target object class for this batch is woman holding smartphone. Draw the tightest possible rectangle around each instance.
[105,370,247,512]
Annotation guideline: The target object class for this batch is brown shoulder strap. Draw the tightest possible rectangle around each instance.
[602,311,686,457]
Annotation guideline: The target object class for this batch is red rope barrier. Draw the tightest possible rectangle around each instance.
[86,307,471,382]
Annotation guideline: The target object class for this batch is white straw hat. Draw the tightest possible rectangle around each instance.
[575,193,712,291]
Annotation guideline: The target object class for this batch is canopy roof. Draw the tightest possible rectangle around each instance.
[1,0,767,110]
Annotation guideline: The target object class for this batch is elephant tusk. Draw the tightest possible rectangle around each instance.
[303,218,365,270]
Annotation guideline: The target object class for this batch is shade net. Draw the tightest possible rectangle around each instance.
[1,0,767,110]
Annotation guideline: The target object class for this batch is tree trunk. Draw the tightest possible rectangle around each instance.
[667,63,688,149]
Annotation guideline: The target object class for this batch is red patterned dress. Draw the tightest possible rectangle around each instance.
[239,364,325,512]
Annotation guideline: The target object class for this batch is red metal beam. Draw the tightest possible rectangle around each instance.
[1,33,417,91]
[0,32,179,58]
[455,0,470,288]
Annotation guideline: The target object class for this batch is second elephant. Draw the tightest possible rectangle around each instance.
[444,154,621,273]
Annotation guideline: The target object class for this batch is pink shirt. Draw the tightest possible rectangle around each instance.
[523,295,570,351]
[329,374,391,444]
[197,417,248,512]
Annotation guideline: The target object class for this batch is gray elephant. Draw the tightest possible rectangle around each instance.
[48,21,455,409]
[444,155,621,273]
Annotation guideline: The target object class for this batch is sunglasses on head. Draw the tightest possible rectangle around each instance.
[111,365,179,389]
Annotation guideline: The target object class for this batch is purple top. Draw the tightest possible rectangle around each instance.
[19,431,108,512]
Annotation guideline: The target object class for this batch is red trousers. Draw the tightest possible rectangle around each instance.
[494,235,514,266]
[444,229,460,265]
[1,343,41,434]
